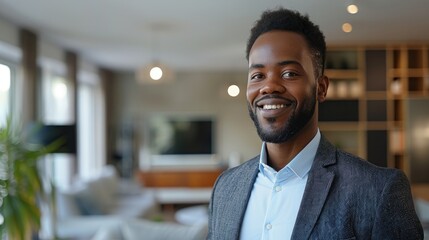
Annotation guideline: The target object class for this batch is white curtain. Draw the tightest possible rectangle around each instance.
[77,71,106,180]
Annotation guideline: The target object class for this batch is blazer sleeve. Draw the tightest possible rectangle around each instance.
[372,170,423,239]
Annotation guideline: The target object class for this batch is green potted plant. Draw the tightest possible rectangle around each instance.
[0,118,61,240]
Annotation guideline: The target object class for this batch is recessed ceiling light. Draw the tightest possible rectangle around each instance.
[347,4,359,14]
[342,23,353,33]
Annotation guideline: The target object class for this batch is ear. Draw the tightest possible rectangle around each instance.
[317,75,329,102]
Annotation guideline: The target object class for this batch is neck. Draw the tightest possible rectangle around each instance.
[266,126,318,171]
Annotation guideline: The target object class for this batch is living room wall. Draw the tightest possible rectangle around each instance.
[109,70,262,169]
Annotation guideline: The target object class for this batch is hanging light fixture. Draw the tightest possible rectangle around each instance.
[150,66,163,80]
[136,62,173,84]
[136,23,174,84]
[227,84,240,97]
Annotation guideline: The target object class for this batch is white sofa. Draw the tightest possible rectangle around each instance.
[91,218,208,240]
[55,165,160,239]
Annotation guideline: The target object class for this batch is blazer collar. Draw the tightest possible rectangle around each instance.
[291,135,337,239]
[224,157,260,239]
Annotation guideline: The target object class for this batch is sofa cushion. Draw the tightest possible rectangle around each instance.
[98,165,120,196]
[175,205,208,225]
[56,189,82,219]
[121,219,207,240]
[110,191,159,218]
[91,223,124,240]
[73,184,105,215]
[80,172,119,214]
[116,179,144,196]
[57,216,123,239]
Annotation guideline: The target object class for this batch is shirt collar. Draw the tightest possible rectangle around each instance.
[259,129,321,180]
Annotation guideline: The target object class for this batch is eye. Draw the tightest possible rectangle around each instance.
[281,71,299,79]
[250,73,264,81]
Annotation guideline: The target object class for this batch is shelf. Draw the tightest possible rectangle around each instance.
[319,122,360,131]
[394,154,405,170]
[408,69,425,77]
[389,128,404,154]
[323,45,429,180]
[393,49,405,69]
[408,49,425,68]
[426,76,429,93]
[366,122,389,130]
[366,50,387,91]
[393,99,404,122]
[366,100,387,122]
[365,92,387,99]
[408,77,425,92]
[388,68,405,77]
[326,79,361,99]
[325,69,360,78]
[390,121,404,129]
[367,130,388,167]
[319,99,359,122]
[325,50,359,70]
[389,78,404,97]
[323,130,360,156]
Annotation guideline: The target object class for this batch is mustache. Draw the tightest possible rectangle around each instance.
[254,94,295,107]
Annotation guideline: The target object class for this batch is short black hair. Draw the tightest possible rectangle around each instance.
[246,8,326,77]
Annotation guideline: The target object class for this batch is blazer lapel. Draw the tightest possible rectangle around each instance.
[217,158,259,239]
[291,136,337,240]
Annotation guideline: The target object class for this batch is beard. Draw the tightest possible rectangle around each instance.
[247,87,317,144]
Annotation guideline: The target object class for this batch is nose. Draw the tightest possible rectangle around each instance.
[259,75,286,95]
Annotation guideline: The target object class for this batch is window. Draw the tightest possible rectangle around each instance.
[40,62,74,189]
[39,60,106,185]
[78,71,106,180]
[0,63,11,126]
[42,74,73,124]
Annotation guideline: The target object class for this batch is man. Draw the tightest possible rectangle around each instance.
[207,8,423,240]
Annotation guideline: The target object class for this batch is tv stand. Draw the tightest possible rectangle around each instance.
[137,168,224,188]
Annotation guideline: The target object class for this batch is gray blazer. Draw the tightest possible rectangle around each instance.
[207,136,423,239]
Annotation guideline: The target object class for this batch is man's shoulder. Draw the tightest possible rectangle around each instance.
[213,156,259,190]
[219,156,259,179]
[334,148,403,180]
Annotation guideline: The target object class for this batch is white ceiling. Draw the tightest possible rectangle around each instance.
[0,0,428,72]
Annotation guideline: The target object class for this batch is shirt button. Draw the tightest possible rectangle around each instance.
[275,186,282,192]
[266,224,272,230]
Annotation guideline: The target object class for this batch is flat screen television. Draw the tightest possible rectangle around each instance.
[144,115,216,166]
[26,123,77,154]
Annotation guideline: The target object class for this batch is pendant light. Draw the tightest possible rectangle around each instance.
[136,23,173,84]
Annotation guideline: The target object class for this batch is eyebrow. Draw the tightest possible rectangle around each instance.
[249,60,301,70]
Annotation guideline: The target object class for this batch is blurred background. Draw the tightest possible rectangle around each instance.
[0,0,428,239]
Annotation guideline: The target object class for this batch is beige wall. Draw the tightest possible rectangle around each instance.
[110,70,262,168]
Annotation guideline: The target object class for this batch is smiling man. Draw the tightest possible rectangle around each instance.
[207,8,423,240]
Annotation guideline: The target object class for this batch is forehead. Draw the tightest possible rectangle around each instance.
[249,31,312,64]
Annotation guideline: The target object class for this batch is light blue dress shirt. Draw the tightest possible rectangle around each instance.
[240,130,321,240]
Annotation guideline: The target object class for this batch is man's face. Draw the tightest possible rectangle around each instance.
[247,31,320,143]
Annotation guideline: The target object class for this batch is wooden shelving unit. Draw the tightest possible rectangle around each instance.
[320,47,365,159]
[320,45,429,183]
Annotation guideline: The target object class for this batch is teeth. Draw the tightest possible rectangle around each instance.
[263,104,285,110]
